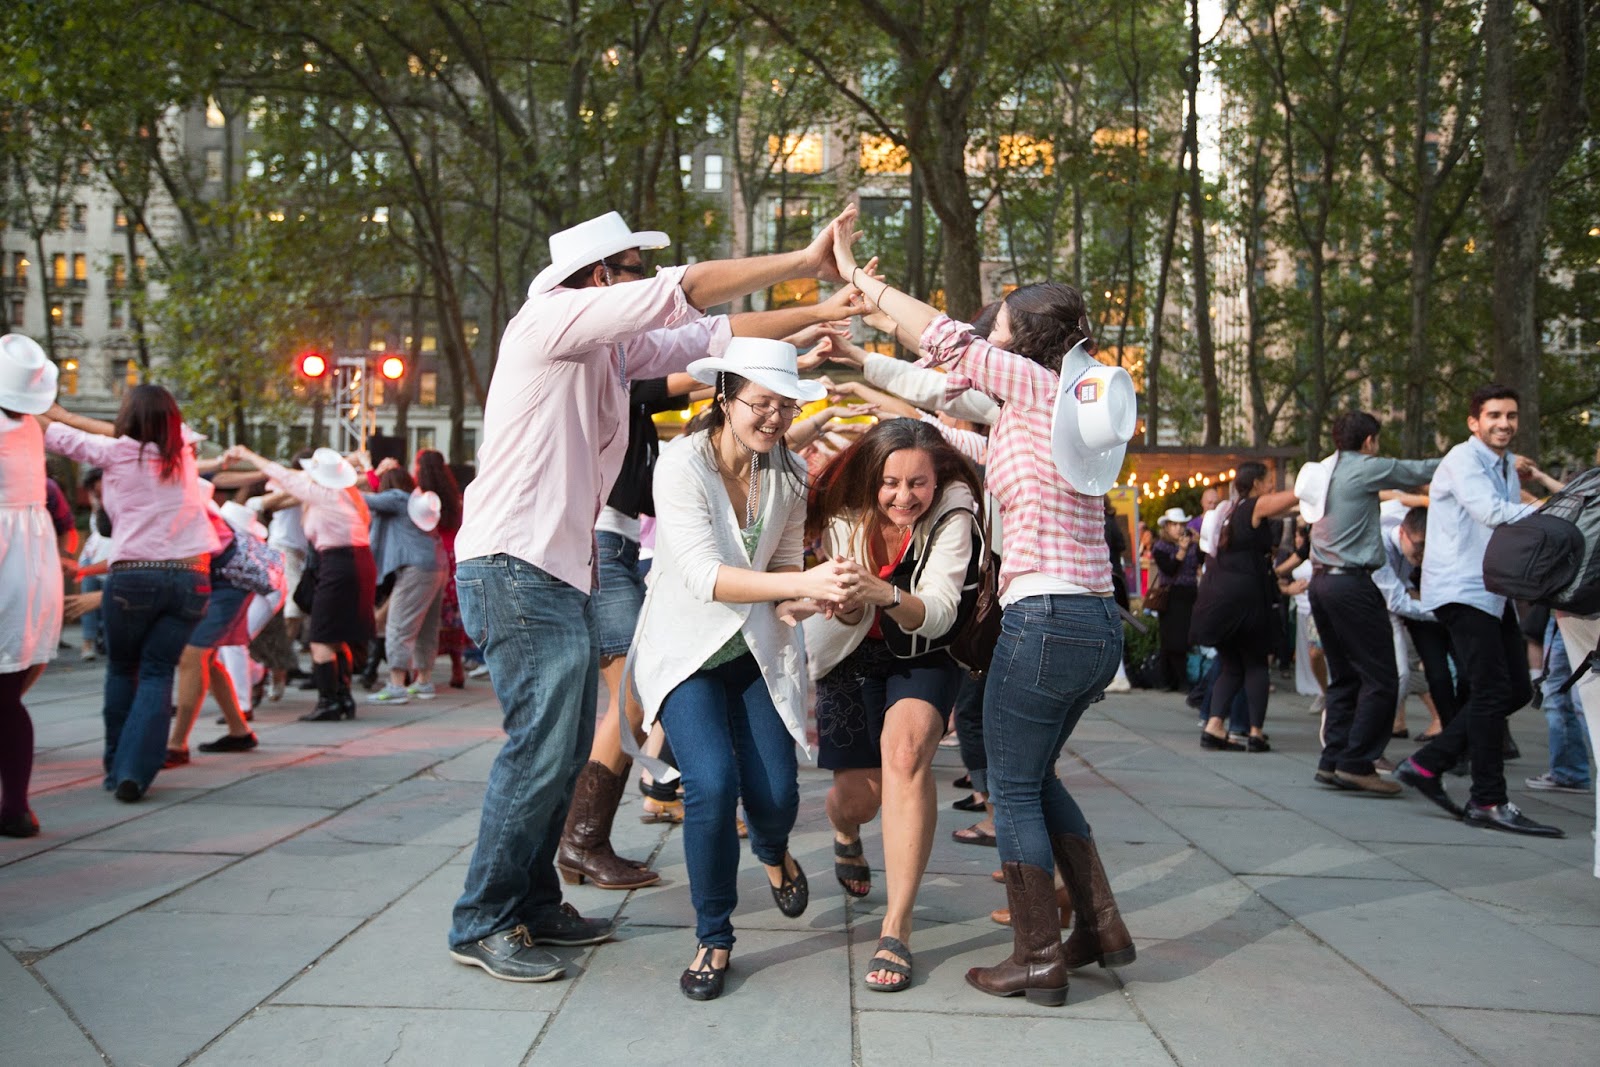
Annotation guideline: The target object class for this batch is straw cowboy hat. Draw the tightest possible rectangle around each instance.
[528,212,671,298]
[298,447,359,490]
[0,334,59,415]
[1158,507,1192,526]
[407,488,442,533]
[1294,454,1338,524]
[686,337,828,403]
[1049,340,1137,496]
[219,500,270,541]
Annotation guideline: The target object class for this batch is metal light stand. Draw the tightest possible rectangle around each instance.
[331,356,376,455]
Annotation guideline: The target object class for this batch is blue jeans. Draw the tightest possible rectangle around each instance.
[1542,621,1593,788]
[985,595,1122,871]
[449,555,599,947]
[80,573,105,651]
[101,567,210,791]
[659,653,799,949]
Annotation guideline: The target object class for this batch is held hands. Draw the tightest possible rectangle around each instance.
[828,204,863,281]
[786,319,852,353]
[815,283,869,323]
[776,598,832,627]
[809,204,862,283]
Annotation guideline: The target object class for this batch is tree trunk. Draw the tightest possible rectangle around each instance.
[1402,0,1437,456]
[1144,181,1182,446]
[1479,0,1589,459]
[1185,0,1220,445]
[907,164,927,304]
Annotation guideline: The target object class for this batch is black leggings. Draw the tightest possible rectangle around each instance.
[0,671,35,820]
[1209,640,1270,731]
[952,672,987,794]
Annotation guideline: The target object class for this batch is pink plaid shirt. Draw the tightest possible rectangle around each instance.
[917,314,1112,597]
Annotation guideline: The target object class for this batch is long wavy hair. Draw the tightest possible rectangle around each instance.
[999,282,1095,373]
[805,418,983,560]
[112,384,186,482]
[414,448,463,533]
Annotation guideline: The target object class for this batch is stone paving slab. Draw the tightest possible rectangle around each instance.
[857,1011,1174,1066]
[0,944,105,1066]
[58,800,333,856]
[1417,1007,1600,1065]
[1161,806,1423,880]
[191,1006,549,1067]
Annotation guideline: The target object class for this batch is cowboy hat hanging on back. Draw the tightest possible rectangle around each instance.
[1048,339,1137,496]
[528,212,671,298]
[0,334,59,416]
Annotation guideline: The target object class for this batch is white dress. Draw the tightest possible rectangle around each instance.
[0,414,64,672]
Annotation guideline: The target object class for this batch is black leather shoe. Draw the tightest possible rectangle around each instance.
[526,902,616,946]
[770,854,809,918]
[1393,757,1464,818]
[114,780,143,803]
[198,732,259,753]
[680,943,730,1001]
[1246,735,1271,753]
[1463,801,1564,837]
[1200,732,1245,752]
[0,810,40,837]
[299,699,353,722]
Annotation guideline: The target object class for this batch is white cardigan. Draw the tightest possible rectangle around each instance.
[632,431,814,753]
[803,482,977,681]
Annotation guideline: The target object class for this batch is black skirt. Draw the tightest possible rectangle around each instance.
[307,545,377,647]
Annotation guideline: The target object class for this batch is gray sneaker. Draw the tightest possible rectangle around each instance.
[449,926,566,982]
[526,902,617,946]
[368,684,410,705]
[1525,773,1593,794]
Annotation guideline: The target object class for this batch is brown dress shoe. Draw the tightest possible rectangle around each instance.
[1053,831,1137,969]
[557,761,661,890]
[1333,770,1401,796]
[965,862,1069,1005]
[990,884,1072,928]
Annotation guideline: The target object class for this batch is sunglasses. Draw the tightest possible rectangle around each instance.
[602,259,649,277]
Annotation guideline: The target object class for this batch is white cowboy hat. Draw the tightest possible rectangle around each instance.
[1294,454,1338,524]
[1159,507,1192,526]
[0,334,59,415]
[407,487,442,532]
[298,447,358,490]
[528,212,671,298]
[1049,340,1137,496]
[219,499,270,541]
[686,337,827,403]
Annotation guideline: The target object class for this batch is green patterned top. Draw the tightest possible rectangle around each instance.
[701,515,765,670]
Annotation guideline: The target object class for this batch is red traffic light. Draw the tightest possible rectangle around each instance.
[297,350,328,378]
[379,355,406,380]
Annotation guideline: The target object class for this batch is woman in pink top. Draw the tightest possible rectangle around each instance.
[225,445,375,722]
[42,386,219,803]
[830,211,1133,1007]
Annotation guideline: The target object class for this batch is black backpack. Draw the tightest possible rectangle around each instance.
[1483,467,1600,615]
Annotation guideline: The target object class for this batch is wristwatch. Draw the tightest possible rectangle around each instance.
[890,585,901,609]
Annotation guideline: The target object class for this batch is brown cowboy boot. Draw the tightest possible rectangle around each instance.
[557,761,660,890]
[990,883,1072,928]
[965,862,1069,1005]
[1052,831,1135,969]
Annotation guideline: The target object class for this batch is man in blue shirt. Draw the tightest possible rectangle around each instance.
[1394,385,1564,837]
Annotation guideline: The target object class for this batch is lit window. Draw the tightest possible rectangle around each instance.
[704,154,723,191]
[49,301,64,325]
[59,359,78,395]
[413,427,437,453]
[997,134,1054,174]
[419,371,438,406]
[205,149,225,183]
[768,133,823,174]
[859,134,909,175]
[134,256,146,285]
[73,253,87,284]
[111,255,127,289]
[205,96,227,128]
[114,208,128,232]
[52,254,67,287]
[11,253,26,283]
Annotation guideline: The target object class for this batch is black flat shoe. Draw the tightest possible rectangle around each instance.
[299,700,354,722]
[680,943,730,1001]
[0,810,40,837]
[1246,735,1271,753]
[1463,801,1563,837]
[953,774,972,790]
[953,793,986,812]
[1391,728,1409,739]
[770,854,809,918]
[198,732,259,753]
[1200,732,1245,752]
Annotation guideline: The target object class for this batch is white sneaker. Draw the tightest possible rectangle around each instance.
[1105,666,1132,693]
[1308,694,1326,716]
[1525,773,1592,794]
[467,663,491,679]
[368,684,410,705]
[80,647,98,662]
[406,681,437,700]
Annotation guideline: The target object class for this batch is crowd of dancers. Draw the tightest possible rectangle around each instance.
[1,202,1595,1008]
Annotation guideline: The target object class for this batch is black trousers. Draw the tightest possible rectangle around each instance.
[952,672,987,794]
[1411,603,1531,807]
[1404,618,1462,728]
[1310,572,1398,775]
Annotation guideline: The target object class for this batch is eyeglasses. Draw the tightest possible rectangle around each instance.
[602,259,648,277]
[734,395,803,421]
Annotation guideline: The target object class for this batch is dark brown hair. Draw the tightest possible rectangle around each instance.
[693,371,808,487]
[999,282,1094,373]
[1331,411,1381,452]
[414,448,462,533]
[805,418,984,552]
[378,467,416,493]
[112,384,185,481]
[1469,383,1519,419]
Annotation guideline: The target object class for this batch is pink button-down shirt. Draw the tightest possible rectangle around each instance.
[259,461,371,551]
[456,266,731,593]
[44,422,221,563]
[918,314,1112,597]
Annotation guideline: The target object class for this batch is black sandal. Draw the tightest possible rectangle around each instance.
[864,935,913,992]
[680,943,730,1001]
[770,854,809,918]
[834,838,871,898]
